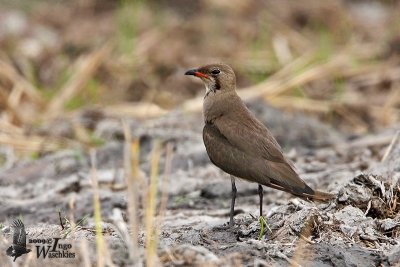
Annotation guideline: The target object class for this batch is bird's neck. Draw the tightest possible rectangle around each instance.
[203,90,239,124]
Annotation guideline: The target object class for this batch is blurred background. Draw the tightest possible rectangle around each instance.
[0,0,399,159]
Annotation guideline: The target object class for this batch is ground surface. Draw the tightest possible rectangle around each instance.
[0,100,399,266]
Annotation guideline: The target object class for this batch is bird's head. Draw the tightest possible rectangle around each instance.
[185,63,236,96]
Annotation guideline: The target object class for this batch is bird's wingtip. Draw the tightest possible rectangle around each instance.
[311,190,336,202]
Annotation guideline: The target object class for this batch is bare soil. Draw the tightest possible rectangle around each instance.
[1,101,399,266]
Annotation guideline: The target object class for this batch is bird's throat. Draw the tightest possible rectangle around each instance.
[204,84,215,98]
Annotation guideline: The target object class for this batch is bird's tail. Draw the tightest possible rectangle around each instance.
[286,188,335,202]
[306,189,335,202]
[265,181,335,202]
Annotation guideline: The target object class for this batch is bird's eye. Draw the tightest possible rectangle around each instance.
[211,69,220,75]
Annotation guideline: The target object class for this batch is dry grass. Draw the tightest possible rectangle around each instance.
[381,130,400,162]
[145,141,162,267]
[45,43,112,120]
[0,1,398,159]
[90,149,107,267]
[88,139,167,267]
[121,121,173,266]
[123,120,140,263]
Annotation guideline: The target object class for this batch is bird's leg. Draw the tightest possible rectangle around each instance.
[258,184,263,217]
[229,175,237,227]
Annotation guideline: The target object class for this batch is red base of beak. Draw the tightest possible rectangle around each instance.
[185,69,210,79]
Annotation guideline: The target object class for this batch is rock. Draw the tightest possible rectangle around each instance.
[379,218,399,231]
[387,245,400,266]
[337,180,372,207]
[334,206,366,226]
[300,243,383,267]
[340,225,357,237]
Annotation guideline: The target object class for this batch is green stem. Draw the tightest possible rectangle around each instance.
[258,216,272,240]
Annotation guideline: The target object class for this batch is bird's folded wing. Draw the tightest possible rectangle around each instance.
[203,123,271,184]
[213,115,310,190]
[214,113,285,163]
[204,122,309,191]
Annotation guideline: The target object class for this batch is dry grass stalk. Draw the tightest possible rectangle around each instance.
[265,55,349,99]
[241,53,350,100]
[0,59,45,106]
[111,208,134,255]
[381,131,400,163]
[0,134,62,152]
[0,86,24,125]
[145,140,161,267]
[0,120,24,135]
[8,84,23,108]
[154,142,173,257]
[79,239,92,267]
[122,119,140,264]
[268,96,331,113]
[158,143,173,220]
[290,215,315,267]
[68,195,76,236]
[46,43,111,119]
[90,149,106,267]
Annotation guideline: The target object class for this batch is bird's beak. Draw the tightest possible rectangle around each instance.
[185,69,210,79]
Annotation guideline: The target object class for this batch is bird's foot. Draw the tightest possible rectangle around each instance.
[258,216,272,240]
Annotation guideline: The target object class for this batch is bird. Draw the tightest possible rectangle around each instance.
[6,219,31,261]
[185,63,334,227]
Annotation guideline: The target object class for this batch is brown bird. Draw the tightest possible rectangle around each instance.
[185,63,334,227]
